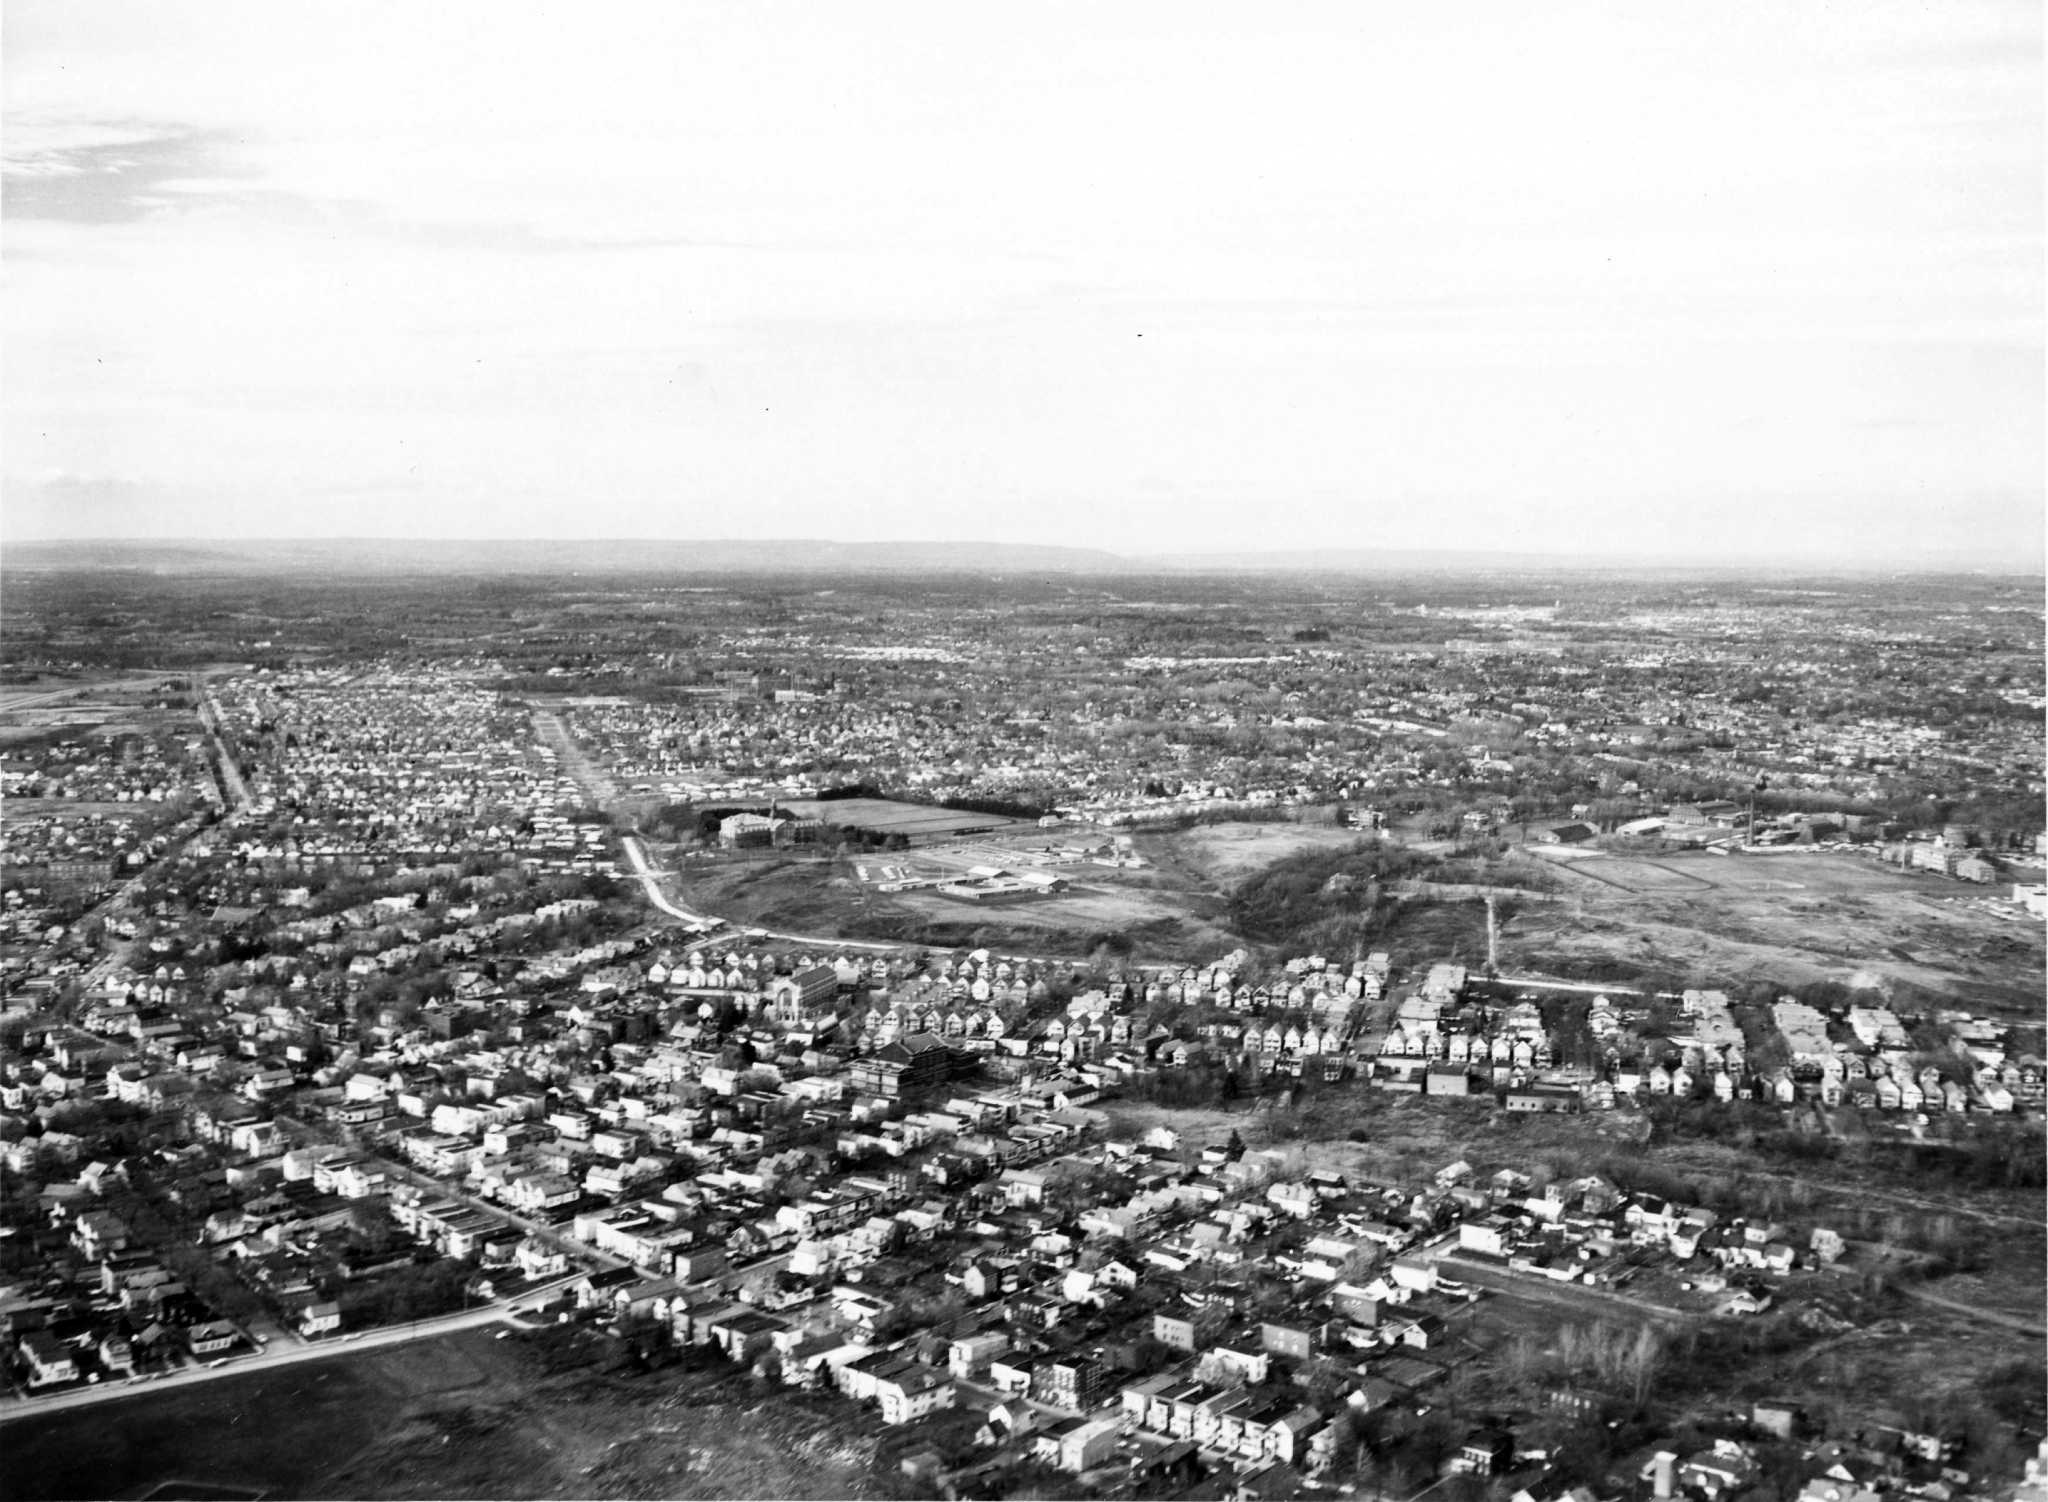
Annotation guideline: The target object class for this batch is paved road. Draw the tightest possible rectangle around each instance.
[618,835,719,925]
[531,709,622,805]
[1432,1253,1699,1327]
[0,1294,559,1427]
[0,685,92,714]
[195,675,253,812]
[64,807,223,995]
[617,835,910,955]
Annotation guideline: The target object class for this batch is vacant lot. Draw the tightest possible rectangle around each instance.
[1147,821,1359,885]
[664,831,2038,1017]
[673,849,1234,959]
[1104,1088,1649,1187]
[1558,858,1716,894]
[1510,851,2043,1013]
[2,1330,881,1502]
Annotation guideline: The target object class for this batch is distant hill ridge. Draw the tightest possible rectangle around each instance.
[4,538,1130,575]
[2,537,2034,576]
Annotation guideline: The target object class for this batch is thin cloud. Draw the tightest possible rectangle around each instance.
[2,123,242,222]
[1,1,2038,558]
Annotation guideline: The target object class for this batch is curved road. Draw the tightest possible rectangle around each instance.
[618,835,912,955]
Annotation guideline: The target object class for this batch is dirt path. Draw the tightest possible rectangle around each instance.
[1895,1283,2048,1337]
[1732,1167,2046,1231]
[1140,835,1228,902]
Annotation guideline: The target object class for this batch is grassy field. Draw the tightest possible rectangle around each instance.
[2,1329,882,1502]
[1102,1088,1652,1185]
[778,797,1031,838]
[1144,822,1361,885]
[1509,850,2044,1014]
[1560,858,1718,893]
[663,828,2040,1022]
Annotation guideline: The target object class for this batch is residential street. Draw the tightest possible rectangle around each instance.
[0,1296,552,1427]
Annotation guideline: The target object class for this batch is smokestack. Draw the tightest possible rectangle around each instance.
[1653,1451,1677,1500]
[1485,895,1498,974]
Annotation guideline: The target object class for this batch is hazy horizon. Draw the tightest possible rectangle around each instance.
[5,2,2042,566]
[8,528,2039,569]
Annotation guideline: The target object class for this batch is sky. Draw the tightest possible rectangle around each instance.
[4,0,2041,563]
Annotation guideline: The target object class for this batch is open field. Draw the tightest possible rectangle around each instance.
[0,674,174,713]
[848,834,1113,884]
[0,798,179,819]
[667,848,1236,958]
[0,675,198,756]
[1720,1301,2042,1465]
[779,796,1030,838]
[1142,821,1359,885]
[2,1329,881,1502]
[1554,857,1718,893]
[1506,850,2044,1014]
[1101,1090,1652,1185]
[665,825,2039,1018]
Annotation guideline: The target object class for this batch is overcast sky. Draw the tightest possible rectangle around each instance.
[5,1,2040,562]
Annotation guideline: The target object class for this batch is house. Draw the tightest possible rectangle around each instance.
[1135,1440,1202,1492]
[1057,1418,1121,1473]
[96,1333,136,1375]
[18,1331,78,1387]
[874,1363,955,1424]
[948,1331,1009,1379]
[1504,1084,1579,1114]
[187,1321,239,1356]
[1036,1354,1108,1411]
[987,1356,1033,1396]
[1752,1398,1807,1440]
[1260,1322,1323,1361]
[1453,1427,1514,1475]
[71,1209,130,1259]
[301,1300,343,1337]
[979,1398,1042,1447]
[704,1307,786,1364]
[1460,1217,1512,1257]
